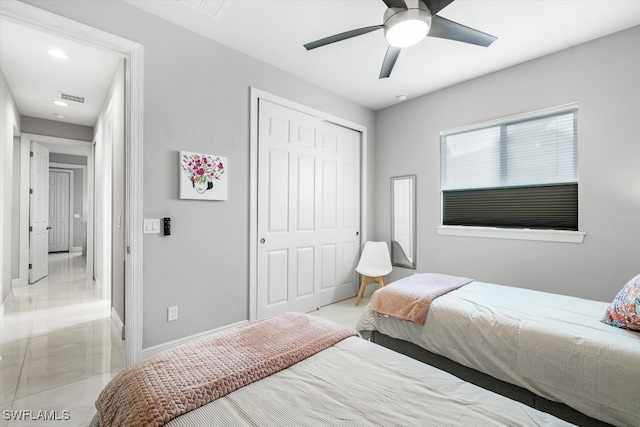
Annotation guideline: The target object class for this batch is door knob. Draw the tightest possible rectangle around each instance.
[260,238,266,244]
[356,231,359,236]
[46,226,52,230]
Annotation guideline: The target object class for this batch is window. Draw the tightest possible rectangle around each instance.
[440,104,578,231]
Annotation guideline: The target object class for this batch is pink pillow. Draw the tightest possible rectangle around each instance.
[602,274,640,332]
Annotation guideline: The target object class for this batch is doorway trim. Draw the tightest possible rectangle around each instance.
[1,0,144,366]
[21,134,92,282]
[248,87,368,321]
[48,168,74,253]
[50,161,88,254]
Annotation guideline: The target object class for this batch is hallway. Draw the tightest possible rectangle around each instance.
[0,253,124,426]
[0,252,373,426]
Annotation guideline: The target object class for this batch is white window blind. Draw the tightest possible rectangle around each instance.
[440,104,578,231]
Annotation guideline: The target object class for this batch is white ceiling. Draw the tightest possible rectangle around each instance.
[126,0,640,110]
[0,18,121,127]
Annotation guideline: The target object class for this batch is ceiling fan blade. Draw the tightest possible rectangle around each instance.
[304,25,384,50]
[382,0,407,9]
[428,15,497,47]
[379,45,402,79]
[419,0,454,15]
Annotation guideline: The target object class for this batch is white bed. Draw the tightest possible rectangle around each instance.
[90,313,571,427]
[159,337,569,427]
[357,281,640,427]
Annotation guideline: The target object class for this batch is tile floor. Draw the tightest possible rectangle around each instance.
[1,253,124,427]
[1,252,371,426]
[308,294,371,329]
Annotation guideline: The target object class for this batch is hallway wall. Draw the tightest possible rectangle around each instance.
[92,58,125,322]
[21,116,93,141]
[1,67,21,307]
[11,136,21,279]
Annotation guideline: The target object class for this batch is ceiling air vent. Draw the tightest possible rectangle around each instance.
[178,0,228,18]
[58,92,87,104]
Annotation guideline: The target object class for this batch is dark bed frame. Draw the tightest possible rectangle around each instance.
[370,331,612,427]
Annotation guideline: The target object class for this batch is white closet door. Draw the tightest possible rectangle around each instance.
[257,100,361,319]
[29,142,49,283]
[48,171,70,253]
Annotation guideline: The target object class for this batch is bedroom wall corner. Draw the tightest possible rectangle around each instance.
[374,25,640,302]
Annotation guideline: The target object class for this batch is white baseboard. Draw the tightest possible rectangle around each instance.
[71,246,82,253]
[0,291,14,319]
[142,320,249,360]
[111,307,125,340]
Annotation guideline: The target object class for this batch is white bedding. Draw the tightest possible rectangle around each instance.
[90,336,570,426]
[165,336,569,426]
[356,281,640,427]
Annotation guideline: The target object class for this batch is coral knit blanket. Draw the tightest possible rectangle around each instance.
[95,313,358,427]
[371,273,473,325]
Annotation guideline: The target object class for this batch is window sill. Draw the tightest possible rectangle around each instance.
[436,226,585,243]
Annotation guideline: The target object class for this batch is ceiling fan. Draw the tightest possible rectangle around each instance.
[304,0,497,79]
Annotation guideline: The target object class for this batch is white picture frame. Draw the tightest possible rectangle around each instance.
[179,151,228,200]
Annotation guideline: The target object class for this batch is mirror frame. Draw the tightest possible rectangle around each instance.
[390,175,417,269]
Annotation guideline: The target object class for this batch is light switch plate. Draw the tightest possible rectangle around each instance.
[144,218,160,234]
[74,213,80,219]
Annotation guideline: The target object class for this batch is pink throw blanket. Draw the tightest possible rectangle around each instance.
[96,313,358,427]
[371,273,473,324]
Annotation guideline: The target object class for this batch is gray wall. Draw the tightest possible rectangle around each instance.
[94,58,126,325]
[21,116,93,141]
[111,59,126,326]
[11,136,20,279]
[24,0,377,348]
[49,153,87,166]
[1,66,21,305]
[375,26,640,303]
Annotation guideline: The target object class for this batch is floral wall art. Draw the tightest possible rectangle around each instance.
[179,151,228,200]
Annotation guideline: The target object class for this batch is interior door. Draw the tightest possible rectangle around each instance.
[48,171,70,252]
[257,100,361,319]
[29,142,49,283]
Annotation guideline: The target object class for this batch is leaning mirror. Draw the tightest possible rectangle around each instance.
[391,175,416,269]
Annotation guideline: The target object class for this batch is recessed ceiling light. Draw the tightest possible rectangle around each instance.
[397,94,408,102]
[52,100,68,107]
[48,49,68,59]
[54,113,66,119]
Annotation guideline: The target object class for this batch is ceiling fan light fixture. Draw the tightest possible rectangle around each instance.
[384,9,431,48]
[386,20,428,48]
[48,49,68,59]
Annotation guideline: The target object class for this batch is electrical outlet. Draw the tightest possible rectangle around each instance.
[167,305,178,322]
